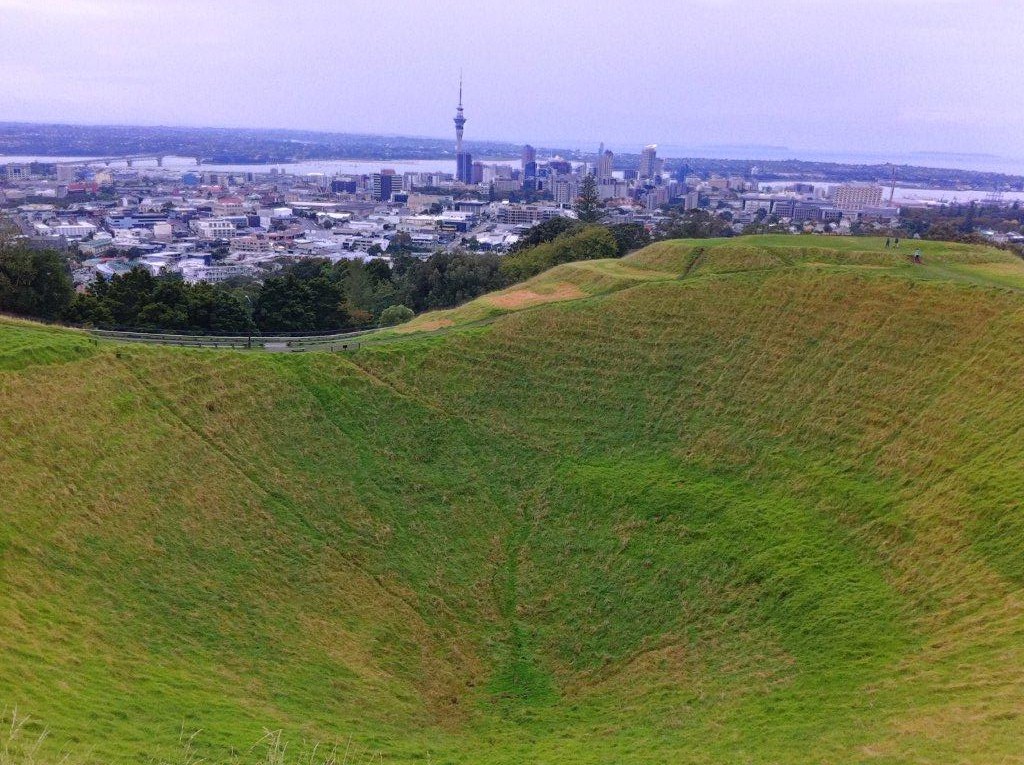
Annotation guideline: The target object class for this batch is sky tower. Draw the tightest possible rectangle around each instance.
[454,74,466,152]
[454,74,472,183]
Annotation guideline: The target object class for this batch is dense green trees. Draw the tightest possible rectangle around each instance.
[898,202,1024,242]
[509,216,581,252]
[67,269,255,333]
[392,251,505,312]
[0,244,74,320]
[1,223,632,333]
[608,222,652,256]
[657,209,735,239]
[1,212,746,334]
[500,225,618,282]
[253,272,342,333]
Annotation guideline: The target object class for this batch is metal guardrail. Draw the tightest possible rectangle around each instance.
[87,327,371,352]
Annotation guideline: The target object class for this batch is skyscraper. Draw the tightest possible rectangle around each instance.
[454,75,472,184]
[597,143,614,180]
[638,144,658,180]
[521,144,536,171]
[548,158,571,175]
[521,144,537,190]
[370,169,396,201]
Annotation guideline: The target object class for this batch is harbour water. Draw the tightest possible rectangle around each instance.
[5,154,1023,203]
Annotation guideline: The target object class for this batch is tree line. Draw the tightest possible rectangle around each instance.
[0,220,653,334]
[897,201,1024,243]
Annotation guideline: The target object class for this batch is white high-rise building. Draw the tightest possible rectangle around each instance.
[832,184,884,213]
[552,177,580,206]
[638,144,658,180]
[597,143,614,180]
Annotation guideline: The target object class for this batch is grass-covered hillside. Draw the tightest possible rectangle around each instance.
[3,235,1024,764]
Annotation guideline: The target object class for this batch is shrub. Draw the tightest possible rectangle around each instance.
[379,304,414,326]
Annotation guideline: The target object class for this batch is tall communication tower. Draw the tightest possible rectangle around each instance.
[453,71,472,184]
[453,71,466,154]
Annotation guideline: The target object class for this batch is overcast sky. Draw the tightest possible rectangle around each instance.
[2,0,1021,161]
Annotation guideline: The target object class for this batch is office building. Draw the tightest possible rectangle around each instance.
[455,200,487,214]
[741,195,773,212]
[497,204,565,225]
[597,144,614,180]
[49,221,97,239]
[859,205,901,222]
[213,196,246,216]
[641,185,670,210]
[521,144,537,189]
[792,201,824,222]
[153,222,174,242]
[597,179,629,201]
[331,179,358,194]
[229,234,274,253]
[833,184,883,213]
[639,144,658,180]
[3,163,31,181]
[193,218,238,239]
[521,144,536,169]
[552,177,579,206]
[771,199,796,218]
[370,170,396,201]
[678,190,700,211]
[548,158,572,175]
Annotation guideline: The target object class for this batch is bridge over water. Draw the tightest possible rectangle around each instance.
[57,155,204,169]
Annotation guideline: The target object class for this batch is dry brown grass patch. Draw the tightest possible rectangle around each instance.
[395,317,455,333]
[487,282,586,309]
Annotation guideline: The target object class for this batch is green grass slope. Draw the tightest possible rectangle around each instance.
[376,235,1024,341]
[3,235,1024,764]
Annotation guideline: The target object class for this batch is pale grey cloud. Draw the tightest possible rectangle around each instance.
[0,0,1021,161]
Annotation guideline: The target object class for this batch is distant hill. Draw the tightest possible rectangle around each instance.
[0,121,557,164]
[3,236,1024,764]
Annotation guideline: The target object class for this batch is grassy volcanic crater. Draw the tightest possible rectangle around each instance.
[2,236,1024,764]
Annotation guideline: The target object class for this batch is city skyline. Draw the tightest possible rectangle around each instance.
[2,0,1022,165]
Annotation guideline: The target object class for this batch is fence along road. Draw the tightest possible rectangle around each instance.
[88,327,372,352]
